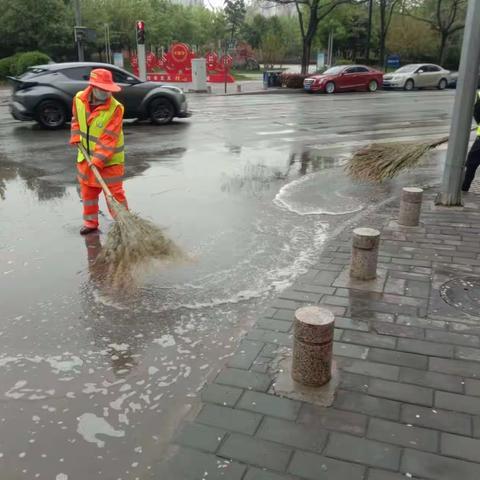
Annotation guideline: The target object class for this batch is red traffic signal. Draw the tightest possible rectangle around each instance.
[136,20,145,45]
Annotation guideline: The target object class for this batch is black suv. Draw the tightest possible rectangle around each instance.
[8,62,190,129]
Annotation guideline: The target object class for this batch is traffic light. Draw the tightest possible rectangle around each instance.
[136,20,145,45]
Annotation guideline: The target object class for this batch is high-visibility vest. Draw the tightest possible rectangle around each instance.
[75,93,125,167]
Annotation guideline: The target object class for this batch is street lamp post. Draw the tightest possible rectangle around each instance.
[437,0,480,206]
[73,0,85,62]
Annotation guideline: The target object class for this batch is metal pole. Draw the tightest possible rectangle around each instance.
[73,0,85,62]
[138,44,147,81]
[366,0,373,62]
[437,0,480,206]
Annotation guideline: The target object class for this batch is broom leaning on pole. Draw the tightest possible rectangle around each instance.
[79,143,183,274]
[346,128,477,183]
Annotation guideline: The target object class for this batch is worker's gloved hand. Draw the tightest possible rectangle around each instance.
[91,158,105,170]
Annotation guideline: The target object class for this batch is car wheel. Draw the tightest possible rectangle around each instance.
[368,80,378,92]
[438,78,448,90]
[404,79,414,91]
[325,82,335,94]
[149,97,175,125]
[35,100,67,129]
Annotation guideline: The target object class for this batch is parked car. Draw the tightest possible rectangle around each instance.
[448,71,480,89]
[383,64,450,91]
[303,65,384,94]
[8,62,190,129]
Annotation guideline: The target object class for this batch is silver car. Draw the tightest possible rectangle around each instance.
[383,64,450,91]
[8,62,190,129]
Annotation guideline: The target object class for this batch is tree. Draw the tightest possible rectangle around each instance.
[404,0,466,65]
[261,31,287,67]
[377,0,402,69]
[224,0,247,42]
[266,0,363,74]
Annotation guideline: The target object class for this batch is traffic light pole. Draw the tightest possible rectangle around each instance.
[73,0,85,62]
[138,44,147,81]
[437,0,480,206]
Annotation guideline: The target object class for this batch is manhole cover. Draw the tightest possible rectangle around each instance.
[440,277,480,316]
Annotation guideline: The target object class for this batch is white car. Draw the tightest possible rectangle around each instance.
[383,64,450,91]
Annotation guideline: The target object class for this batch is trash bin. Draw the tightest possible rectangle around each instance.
[263,70,284,88]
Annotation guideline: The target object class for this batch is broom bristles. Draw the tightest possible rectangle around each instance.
[346,139,440,183]
[94,201,185,288]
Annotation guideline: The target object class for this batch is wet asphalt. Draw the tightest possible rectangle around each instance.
[0,87,456,479]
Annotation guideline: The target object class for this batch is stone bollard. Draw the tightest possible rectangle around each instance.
[350,227,381,281]
[399,187,423,227]
[207,86,212,94]
[291,306,335,386]
[236,84,242,93]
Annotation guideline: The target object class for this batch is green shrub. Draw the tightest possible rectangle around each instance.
[0,53,21,79]
[334,58,353,65]
[14,51,51,76]
[280,73,308,88]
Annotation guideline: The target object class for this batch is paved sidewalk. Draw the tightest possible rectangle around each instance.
[155,187,480,480]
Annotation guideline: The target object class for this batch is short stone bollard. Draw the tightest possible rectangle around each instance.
[399,187,423,227]
[236,84,242,93]
[350,227,381,281]
[207,86,212,94]
[291,306,335,387]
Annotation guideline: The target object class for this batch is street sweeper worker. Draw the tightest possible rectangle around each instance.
[461,91,480,192]
[70,68,128,235]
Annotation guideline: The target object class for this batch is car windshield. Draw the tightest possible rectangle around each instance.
[323,66,345,75]
[395,65,418,73]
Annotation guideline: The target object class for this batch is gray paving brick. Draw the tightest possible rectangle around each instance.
[278,290,322,303]
[473,417,480,438]
[425,329,480,347]
[325,432,401,470]
[334,329,343,341]
[196,404,262,435]
[455,346,480,362]
[368,469,413,480]
[334,390,400,420]
[339,372,370,393]
[271,299,302,310]
[247,329,293,347]
[228,340,265,369]
[216,367,272,392]
[397,338,453,358]
[465,378,480,397]
[289,451,366,480]
[201,384,244,407]
[218,433,292,471]
[273,309,295,321]
[153,447,246,480]
[293,284,335,295]
[244,467,298,480]
[367,417,438,452]
[435,391,480,415]
[372,321,425,339]
[321,295,351,307]
[261,343,280,358]
[257,417,328,453]
[368,348,428,369]
[342,331,397,349]
[338,359,400,380]
[174,422,225,452]
[298,404,367,436]
[429,357,480,378]
[368,379,433,406]
[237,391,301,421]
[384,277,406,295]
[312,270,339,286]
[399,367,464,393]
[397,315,447,330]
[334,317,369,332]
[333,342,369,359]
[257,319,292,333]
[441,433,480,462]
[402,448,480,480]
[405,280,430,298]
[402,404,472,436]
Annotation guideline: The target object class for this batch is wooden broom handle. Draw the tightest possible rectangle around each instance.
[78,143,114,199]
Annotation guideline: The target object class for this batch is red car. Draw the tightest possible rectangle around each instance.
[304,65,384,94]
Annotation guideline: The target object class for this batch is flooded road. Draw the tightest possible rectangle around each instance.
[0,89,455,479]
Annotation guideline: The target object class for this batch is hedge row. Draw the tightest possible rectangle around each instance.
[0,51,51,79]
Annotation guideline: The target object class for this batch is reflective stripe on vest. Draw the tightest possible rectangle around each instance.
[477,91,480,137]
[75,92,125,167]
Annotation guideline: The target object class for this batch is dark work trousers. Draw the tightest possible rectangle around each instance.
[462,137,480,191]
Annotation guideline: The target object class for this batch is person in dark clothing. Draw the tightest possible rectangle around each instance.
[461,93,480,191]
